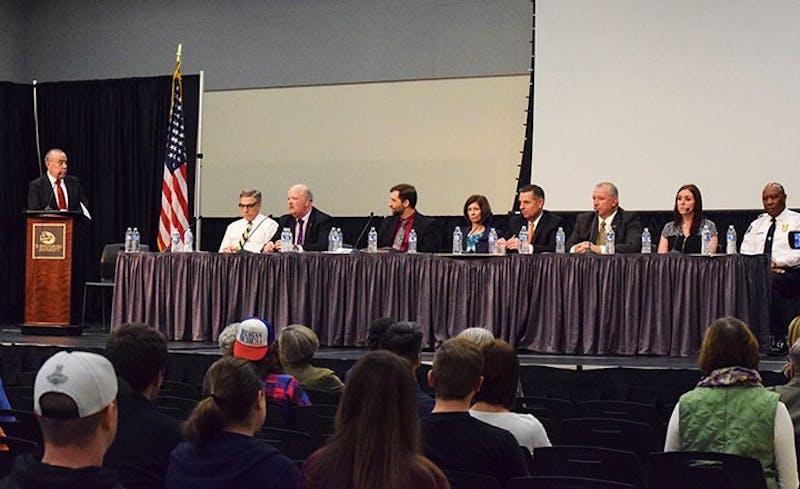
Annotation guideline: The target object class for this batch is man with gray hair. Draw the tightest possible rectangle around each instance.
[770,339,800,435]
[265,184,333,252]
[741,182,800,353]
[567,181,642,254]
[27,148,89,212]
[219,188,278,253]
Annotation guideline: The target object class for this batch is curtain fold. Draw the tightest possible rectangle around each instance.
[0,83,39,323]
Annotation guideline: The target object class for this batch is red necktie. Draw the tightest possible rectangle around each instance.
[55,179,67,210]
[296,219,304,246]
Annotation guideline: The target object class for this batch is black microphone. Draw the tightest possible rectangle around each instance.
[353,212,375,250]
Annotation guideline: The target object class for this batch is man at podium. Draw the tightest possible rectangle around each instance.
[27,148,89,212]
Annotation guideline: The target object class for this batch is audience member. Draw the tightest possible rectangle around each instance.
[740,183,800,353]
[265,184,333,252]
[657,184,718,254]
[344,317,396,382]
[502,184,564,253]
[770,339,800,436]
[664,317,798,489]
[421,338,528,486]
[469,339,551,455]
[567,181,642,254]
[2,351,121,488]
[217,322,241,354]
[279,324,344,394]
[219,189,278,253]
[380,321,434,418]
[227,318,311,409]
[299,351,447,489]
[456,327,495,348]
[378,183,441,252]
[166,356,298,489]
[104,323,183,489]
[458,194,493,253]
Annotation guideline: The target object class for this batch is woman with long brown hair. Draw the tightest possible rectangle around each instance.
[166,356,299,489]
[657,184,718,253]
[299,351,448,489]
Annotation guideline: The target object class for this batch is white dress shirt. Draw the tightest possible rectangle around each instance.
[219,213,278,253]
[740,208,800,268]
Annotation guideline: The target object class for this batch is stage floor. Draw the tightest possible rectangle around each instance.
[0,322,787,373]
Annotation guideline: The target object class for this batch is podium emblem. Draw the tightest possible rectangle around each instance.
[32,223,66,259]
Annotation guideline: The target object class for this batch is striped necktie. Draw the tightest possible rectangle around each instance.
[597,220,607,246]
[239,220,253,249]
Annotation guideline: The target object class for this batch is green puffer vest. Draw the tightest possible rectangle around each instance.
[680,386,779,489]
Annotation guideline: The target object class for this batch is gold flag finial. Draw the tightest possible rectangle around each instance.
[176,44,182,63]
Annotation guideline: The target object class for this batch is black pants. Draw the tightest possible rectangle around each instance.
[770,268,800,337]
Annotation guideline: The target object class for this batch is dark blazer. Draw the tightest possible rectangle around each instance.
[269,207,333,252]
[566,207,642,253]
[27,174,89,212]
[504,210,564,253]
[378,211,442,253]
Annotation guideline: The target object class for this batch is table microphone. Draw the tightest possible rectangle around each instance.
[353,212,375,250]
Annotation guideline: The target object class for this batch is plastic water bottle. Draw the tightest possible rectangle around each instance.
[124,227,133,253]
[367,227,378,253]
[183,228,194,252]
[336,228,343,251]
[641,228,651,254]
[726,225,737,255]
[131,227,141,252]
[605,227,615,255]
[452,227,463,254]
[328,228,336,252]
[280,228,293,252]
[408,229,418,254]
[518,226,529,254]
[169,228,179,253]
[555,227,566,254]
[701,224,712,255]
[488,228,498,254]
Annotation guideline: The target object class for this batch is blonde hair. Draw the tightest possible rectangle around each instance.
[279,324,319,367]
[457,327,495,348]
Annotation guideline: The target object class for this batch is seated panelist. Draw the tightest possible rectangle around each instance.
[219,189,278,253]
[566,181,642,254]
[458,194,493,253]
[657,184,718,254]
[501,184,562,253]
[264,184,333,252]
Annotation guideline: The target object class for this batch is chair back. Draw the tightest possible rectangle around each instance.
[514,397,576,420]
[647,451,767,489]
[561,418,657,462]
[257,427,315,461]
[575,401,659,427]
[442,470,503,489]
[99,243,150,281]
[508,476,636,489]
[0,436,41,477]
[154,396,198,421]
[533,445,645,489]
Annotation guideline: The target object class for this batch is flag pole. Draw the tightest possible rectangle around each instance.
[194,70,205,249]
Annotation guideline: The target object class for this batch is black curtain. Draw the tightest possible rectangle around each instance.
[32,75,200,324]
[0,83,40,323]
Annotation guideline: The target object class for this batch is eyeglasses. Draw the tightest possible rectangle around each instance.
[238,202,259,209]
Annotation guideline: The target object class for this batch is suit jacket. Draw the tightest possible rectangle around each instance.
[27,174,89,212]
[566,207,642,253]
[504,210,564,253]
[269,207,333,252]
[378,211,442,253]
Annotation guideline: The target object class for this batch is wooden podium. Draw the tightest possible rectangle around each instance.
[23,210,83,335]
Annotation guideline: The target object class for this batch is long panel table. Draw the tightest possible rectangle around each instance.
[111,252,770,356]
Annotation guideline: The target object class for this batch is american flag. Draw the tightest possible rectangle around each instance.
[157,63,189,251]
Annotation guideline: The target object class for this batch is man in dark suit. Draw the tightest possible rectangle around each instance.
[264,184,333,252]
[27,148,89,212]
[501,184,563,253]
[566,181,642,254]
[378,183,441,252]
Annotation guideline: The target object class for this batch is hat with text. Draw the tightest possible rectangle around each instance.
[233,318,274,361]
[34,351,118,419]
